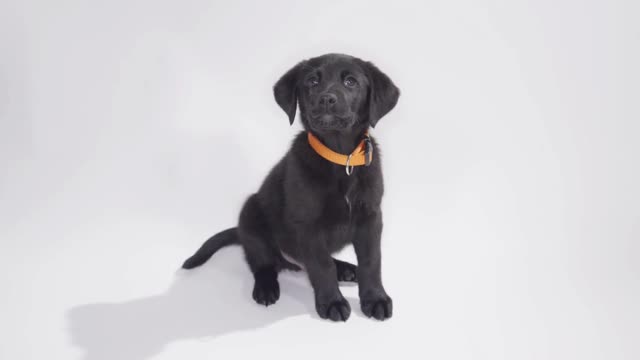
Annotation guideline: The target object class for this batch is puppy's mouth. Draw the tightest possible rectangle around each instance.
[308,114,354,130]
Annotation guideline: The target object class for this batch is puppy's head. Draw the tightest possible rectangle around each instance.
[274,54,399,133]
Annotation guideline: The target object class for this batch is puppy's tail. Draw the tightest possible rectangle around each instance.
[182,227,239,269]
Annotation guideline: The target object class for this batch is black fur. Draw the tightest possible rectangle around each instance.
[182,53,399,321]
[181,228,238,269]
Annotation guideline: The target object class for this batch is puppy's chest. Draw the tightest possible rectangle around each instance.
[318,179,372,252]
[319,191,355,251]
[323,180,362,223]
[324,191,355,219]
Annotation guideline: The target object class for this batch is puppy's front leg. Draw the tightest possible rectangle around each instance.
[353,209,393,320]
[301,231,351,322]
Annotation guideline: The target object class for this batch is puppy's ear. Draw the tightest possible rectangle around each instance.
[273,61,305,125]
[363,61,400,128]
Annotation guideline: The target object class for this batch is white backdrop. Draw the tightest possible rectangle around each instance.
[1,0,638,359]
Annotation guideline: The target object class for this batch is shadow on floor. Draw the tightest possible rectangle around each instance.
[66,250,316,360]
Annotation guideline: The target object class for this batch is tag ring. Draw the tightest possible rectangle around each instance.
[345,154,354,175]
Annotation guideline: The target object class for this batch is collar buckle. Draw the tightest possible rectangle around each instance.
[363,136,373,166]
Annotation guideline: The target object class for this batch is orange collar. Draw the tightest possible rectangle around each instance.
[307,132,373,175]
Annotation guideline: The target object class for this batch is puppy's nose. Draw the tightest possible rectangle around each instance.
[318,93,337,107]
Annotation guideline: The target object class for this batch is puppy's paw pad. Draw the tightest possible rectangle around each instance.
[252,279,280,306]
[361,296,393,320]
[317,298,351,321]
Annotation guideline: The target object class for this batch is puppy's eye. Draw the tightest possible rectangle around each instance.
[343,76,358,88]
[307,76,320,87]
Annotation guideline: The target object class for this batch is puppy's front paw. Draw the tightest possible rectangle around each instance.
[316,297,351,321]
[361,295,393,320]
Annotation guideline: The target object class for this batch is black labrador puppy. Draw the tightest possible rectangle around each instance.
[182,53,399,322]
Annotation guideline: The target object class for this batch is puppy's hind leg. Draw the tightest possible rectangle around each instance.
[333,258,357,282]
[238,194,281,306]
[278,256,302,272]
